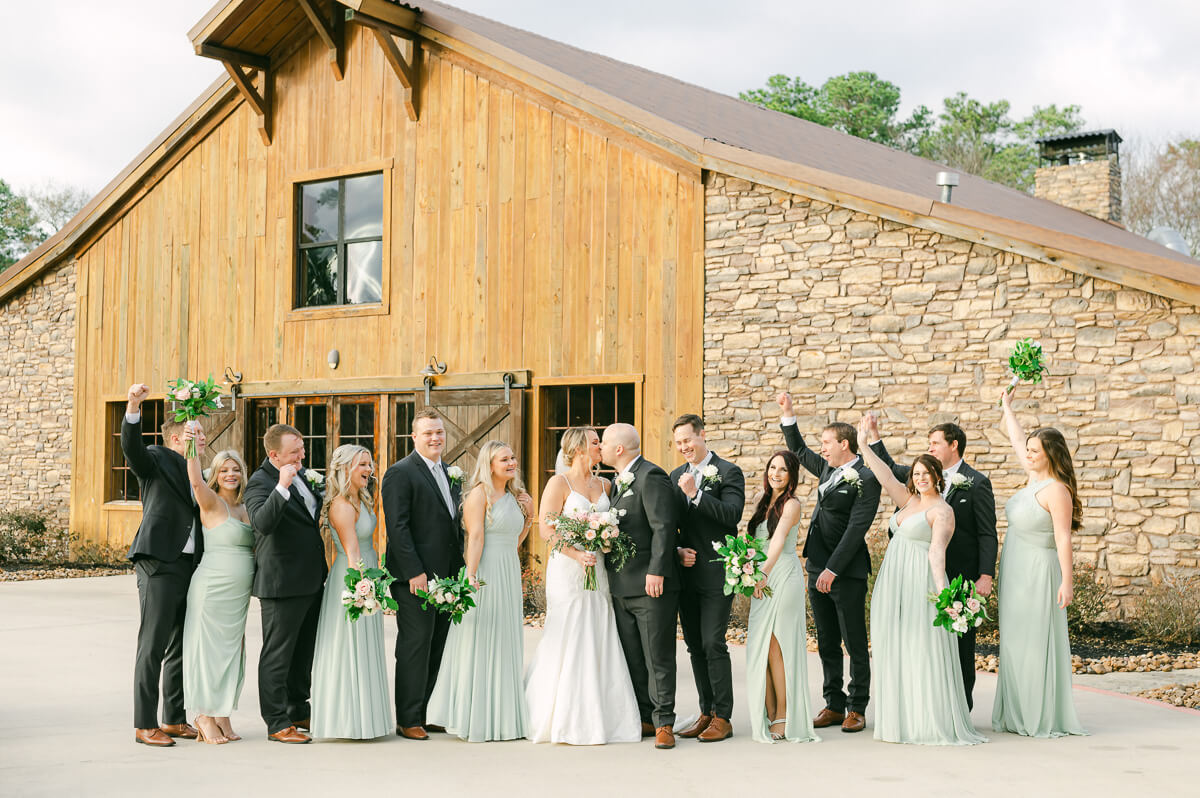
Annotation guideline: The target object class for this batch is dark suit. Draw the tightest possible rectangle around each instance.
[870,441,998,708]
[782,422,881,715]
[381,451,464,727]
[244,459,327,733]
[670,453,744,721]
[607,456,680,729]
[123,416,202,729]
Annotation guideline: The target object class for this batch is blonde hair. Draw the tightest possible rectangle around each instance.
[558,427,596,470]
[205,450,247,505]
[319,444,376,545]
[467,440,527,521]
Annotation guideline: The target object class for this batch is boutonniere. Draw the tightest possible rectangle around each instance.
[612,472,636,502]
[446,465,464,489]
[305,470,325,492]
[838,468,863,497]
[946,472,973,495]
[700,464,721,491]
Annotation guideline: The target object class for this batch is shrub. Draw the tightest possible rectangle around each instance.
[521,553,546,617]
[68,533,128,566]
[0,512,69,563]
[1131,575,1200,647]
[1066,561,1110,632]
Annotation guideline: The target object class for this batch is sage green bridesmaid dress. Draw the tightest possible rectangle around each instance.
[183,501,255,717]
[746,520,819,744]
[427,492,528,742]
[992,479,1086,738]
[310,504,392,740]
[870,508,987,745]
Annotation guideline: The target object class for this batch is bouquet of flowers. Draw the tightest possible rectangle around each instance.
[928,575,989,636]
[416,567,485,625]
[166,374,224,459]
[711,534,772,598]
[549,506,634,590]
[341,556,399,622]
[1001,338,1048,404]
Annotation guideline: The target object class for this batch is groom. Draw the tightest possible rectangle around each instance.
[600,423,680,750]
[244,423,328,744]
[866,415,997,709]
[778,392,880,733]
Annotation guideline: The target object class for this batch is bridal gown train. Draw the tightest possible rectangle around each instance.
[524,486,641,744]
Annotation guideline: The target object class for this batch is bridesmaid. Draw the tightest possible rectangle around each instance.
[309,445,392,740]
[181,432,255,745]
[993,389,1086,737]
[745,450,818,744]
[427,440,533,742]
[857,419,986,746]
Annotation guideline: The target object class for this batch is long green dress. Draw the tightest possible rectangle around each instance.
[427,492,528,742]
[992,479,1086,738]
[746,520,819,744]
[870,509,987,745]
[310,504,392,740]
[183,501,255,717]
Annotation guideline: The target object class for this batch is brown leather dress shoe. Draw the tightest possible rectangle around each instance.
[267,725,312,744]
[425,724,446,733]
[640,721,655,738]
[812,708,846,728]
[675,714,712,739]
[698,717,732,742]
[396,725,429,740]
[841,711,866,733]
[160,723,198,739]
[294,718,311,732]
[654,726,675,749]
[135,728,176,747]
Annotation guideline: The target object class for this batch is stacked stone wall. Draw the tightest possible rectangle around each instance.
[1034,158,1122,223]
[0,262,76,532]
[702,175,1199,614]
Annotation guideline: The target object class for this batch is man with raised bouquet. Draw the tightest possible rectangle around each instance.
[668,414,745,743]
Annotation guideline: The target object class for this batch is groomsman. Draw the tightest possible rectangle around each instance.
[669,414,745,743]
[244,424,328,743]
[123,383,203,747]
[867,415,997,709]
[600,423,681,750]
[777,392,881,733]
[382,409,464,740]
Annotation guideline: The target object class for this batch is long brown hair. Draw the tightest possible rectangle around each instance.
[1030,428,1082,531]
[906,454,944,496]
[748,450,800,539]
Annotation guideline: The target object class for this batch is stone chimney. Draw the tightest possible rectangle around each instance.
[1033,129,1123,225]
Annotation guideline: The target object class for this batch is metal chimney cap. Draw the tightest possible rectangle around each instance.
[935,171,960,187]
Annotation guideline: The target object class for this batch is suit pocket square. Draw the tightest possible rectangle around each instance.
[959,499,967,503]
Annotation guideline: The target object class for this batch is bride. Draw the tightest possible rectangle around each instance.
[524,426,641,744]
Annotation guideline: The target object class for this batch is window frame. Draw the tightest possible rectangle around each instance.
[105,399,166,504]
[531,375,643,490]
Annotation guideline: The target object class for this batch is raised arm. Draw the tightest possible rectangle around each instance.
[927,502,954,592]
[857,418,909,507]
[182,424,222,520]
[328,498,362,565]
[865,412,910,483]
[1001,387,1033,475]
[777,392,828,477]
[120,383,159,481]
[1041,481,1075,609]
[244,465,295,537]
[461,486,487,587]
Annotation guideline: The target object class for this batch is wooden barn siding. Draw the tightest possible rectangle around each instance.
[71,26,703,548]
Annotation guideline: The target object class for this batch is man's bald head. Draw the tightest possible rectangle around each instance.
[600,423,641,470]
[605,423,640,451]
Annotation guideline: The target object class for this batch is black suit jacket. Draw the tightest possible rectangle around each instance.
[869,441,998,581]
[607,457,680,598]
[782,423,882,579]
[670,454,746,592]
[122,417,202,564]
[244,459,327,598]
[381,452,464,583]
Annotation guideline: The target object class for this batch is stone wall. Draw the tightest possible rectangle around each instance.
[0,262,76,532]
[702,174,1199,614]
[1034,158,1122,224]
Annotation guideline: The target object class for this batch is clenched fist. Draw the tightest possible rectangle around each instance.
[277,463,298,489]
[127,383,151,412]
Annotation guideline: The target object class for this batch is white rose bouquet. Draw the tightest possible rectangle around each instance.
[166,374,224,459]
[928,575,989,636]
[549,506,635,590]
[341,556,399,622]
[416,567,484,625]
[711,534,772,599]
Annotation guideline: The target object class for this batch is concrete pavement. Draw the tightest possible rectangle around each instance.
[1,574,1197,797]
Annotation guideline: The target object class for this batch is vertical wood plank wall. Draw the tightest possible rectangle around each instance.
[71,26,703,547]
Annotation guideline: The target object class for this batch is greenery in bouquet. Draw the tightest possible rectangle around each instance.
[166,374,224,458]
[341,556,399,622]
[416,567,485,624]
[1002,338,1048,403]
[712,534,772,598]
[928,574,990,636]
[549,506,635,590]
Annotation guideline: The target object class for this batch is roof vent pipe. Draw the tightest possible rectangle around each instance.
[936,171,960,204]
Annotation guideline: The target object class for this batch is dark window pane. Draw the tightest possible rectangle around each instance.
[301,180,339,244]
[346,241,383,304]
[344,173,384,238]
[303,247,338,306]
[617,384,635,425]
[567,385,590,426]
[593,384,617,427]
[294,404,328,472]
[394,400,414,460]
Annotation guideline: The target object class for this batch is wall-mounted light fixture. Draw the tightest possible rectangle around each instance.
[420,356,447,403]
[327,349,340,370]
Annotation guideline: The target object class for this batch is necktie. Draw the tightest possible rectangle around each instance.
[433,463,454,516]
[818,468,839,497]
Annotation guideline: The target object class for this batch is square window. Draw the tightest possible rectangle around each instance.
[295,172,384,308]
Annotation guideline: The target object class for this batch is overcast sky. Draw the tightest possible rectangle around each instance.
[1,0,1197,199]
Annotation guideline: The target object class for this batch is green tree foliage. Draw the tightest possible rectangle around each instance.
[740,74,1085,192]
[0,180,44,273]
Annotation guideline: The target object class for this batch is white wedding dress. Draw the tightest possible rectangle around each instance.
[524,484,641,744]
